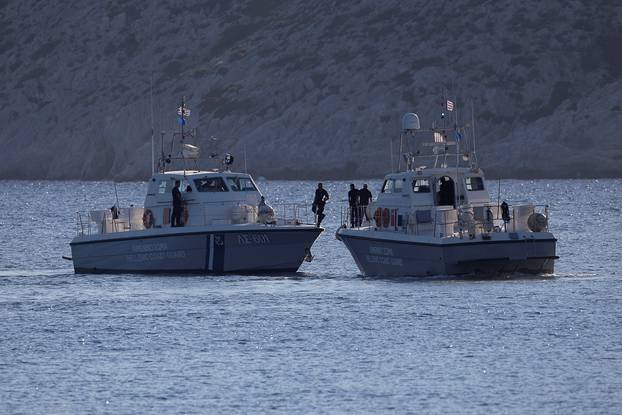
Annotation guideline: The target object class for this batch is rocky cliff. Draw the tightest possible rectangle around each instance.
[1,0,621,180]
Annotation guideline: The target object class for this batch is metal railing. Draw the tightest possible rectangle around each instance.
[340,203,551,238]
[75,202,313,236]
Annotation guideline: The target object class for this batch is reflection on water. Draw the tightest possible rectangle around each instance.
[0,179,621,414]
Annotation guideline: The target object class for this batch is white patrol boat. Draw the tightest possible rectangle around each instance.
[70,99,321,274]
[336,101,557,277]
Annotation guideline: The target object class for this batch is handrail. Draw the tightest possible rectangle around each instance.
[339,201,551,237]
[75,201,312,236]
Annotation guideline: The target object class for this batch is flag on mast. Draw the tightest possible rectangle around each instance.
[177,105,191,117]
[446,100,454,112]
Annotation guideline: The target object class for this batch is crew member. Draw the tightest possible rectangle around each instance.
[258,196,275,224]
[501,201,511,231]
[171,180,183,227]
[348,184,360,227]
[312,183,329,227]
[358,183,373,223]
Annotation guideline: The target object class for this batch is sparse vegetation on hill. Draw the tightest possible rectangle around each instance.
[1,0,621,179]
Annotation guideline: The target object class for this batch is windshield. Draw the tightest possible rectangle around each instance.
[465,177,485,191]
[193,177,228,192]
[226,176,257,191]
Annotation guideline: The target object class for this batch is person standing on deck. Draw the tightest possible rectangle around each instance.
[348,184,360,227]
[171,180,184,227]
[312,183,329,227]
[358,183,373,224]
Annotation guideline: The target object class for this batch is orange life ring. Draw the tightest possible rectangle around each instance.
[382,208,390,227]
[142,209,154,229]
[374,208,382,227]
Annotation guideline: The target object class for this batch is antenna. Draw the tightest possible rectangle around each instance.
[497,177,501,220]
[160,130,165,172]
[244,142,248,173]
[149,14,156,175]
[150,73,154,174]
[390,136,394,172]
[113,182,120,208]
[470,100,477,167]
[398,133,403,171]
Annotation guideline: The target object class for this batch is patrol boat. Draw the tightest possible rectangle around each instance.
[336,102,557,277]
[70,99,321,274]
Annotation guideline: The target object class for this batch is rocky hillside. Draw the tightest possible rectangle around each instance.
[1,0,621,180]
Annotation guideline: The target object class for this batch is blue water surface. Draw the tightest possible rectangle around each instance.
[0,179,620,414]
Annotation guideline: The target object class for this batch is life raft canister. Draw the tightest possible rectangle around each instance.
[142,209,154,229]
[382,208,390,228]
[374,208,382,227]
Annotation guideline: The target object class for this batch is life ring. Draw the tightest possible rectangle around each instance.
[182,205,189,225]
[382,208,390,227]
[142,209,154,229]
[374,208,382,227]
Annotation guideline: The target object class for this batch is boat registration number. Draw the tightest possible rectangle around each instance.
[237,233,270,245]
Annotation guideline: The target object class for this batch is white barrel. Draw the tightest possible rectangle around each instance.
[513,204,534,232]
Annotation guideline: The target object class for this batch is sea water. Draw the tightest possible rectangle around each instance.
[0,179,621,414]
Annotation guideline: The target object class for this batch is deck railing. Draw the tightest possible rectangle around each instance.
[75,202,313,236]
[340,203,550,238]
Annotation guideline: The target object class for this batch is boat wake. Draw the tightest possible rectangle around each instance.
[0,268,74,278]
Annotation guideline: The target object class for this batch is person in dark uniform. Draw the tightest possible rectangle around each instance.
[171,180,183,227]
[501,200,511,231]
[358,183,373,223]
[312,183,329,227]
[348,183,360,227]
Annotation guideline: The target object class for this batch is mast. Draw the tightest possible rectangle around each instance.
[150,73,155,174]
[179,96,185,145]
[470,100,477,168]
[177,97,191,173]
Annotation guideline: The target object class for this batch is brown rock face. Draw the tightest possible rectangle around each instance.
[1,0,621,180]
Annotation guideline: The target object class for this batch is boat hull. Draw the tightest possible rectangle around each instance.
[70,226,322,274]
[338,229,556,277]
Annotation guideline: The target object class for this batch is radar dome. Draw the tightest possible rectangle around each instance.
[182,144,199,159]
[402,113,420,131]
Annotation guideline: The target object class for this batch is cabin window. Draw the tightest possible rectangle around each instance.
[227,177,257,191]
[381,179,394,193]
[194,177,228,192]
[465,177,485,191]
[181,179,192,193]
[382,178,405,193]
[158,181,168,194]
[226,177,240,191]
[394,178,404,193]
[413,178,430,193]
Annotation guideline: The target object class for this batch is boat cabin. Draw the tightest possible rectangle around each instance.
[376,167,490,209]
[367,167,495,237]
[143,170,263,227]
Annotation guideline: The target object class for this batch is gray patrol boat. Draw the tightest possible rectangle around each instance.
[70,99,321,274]
[336,102,557,277]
